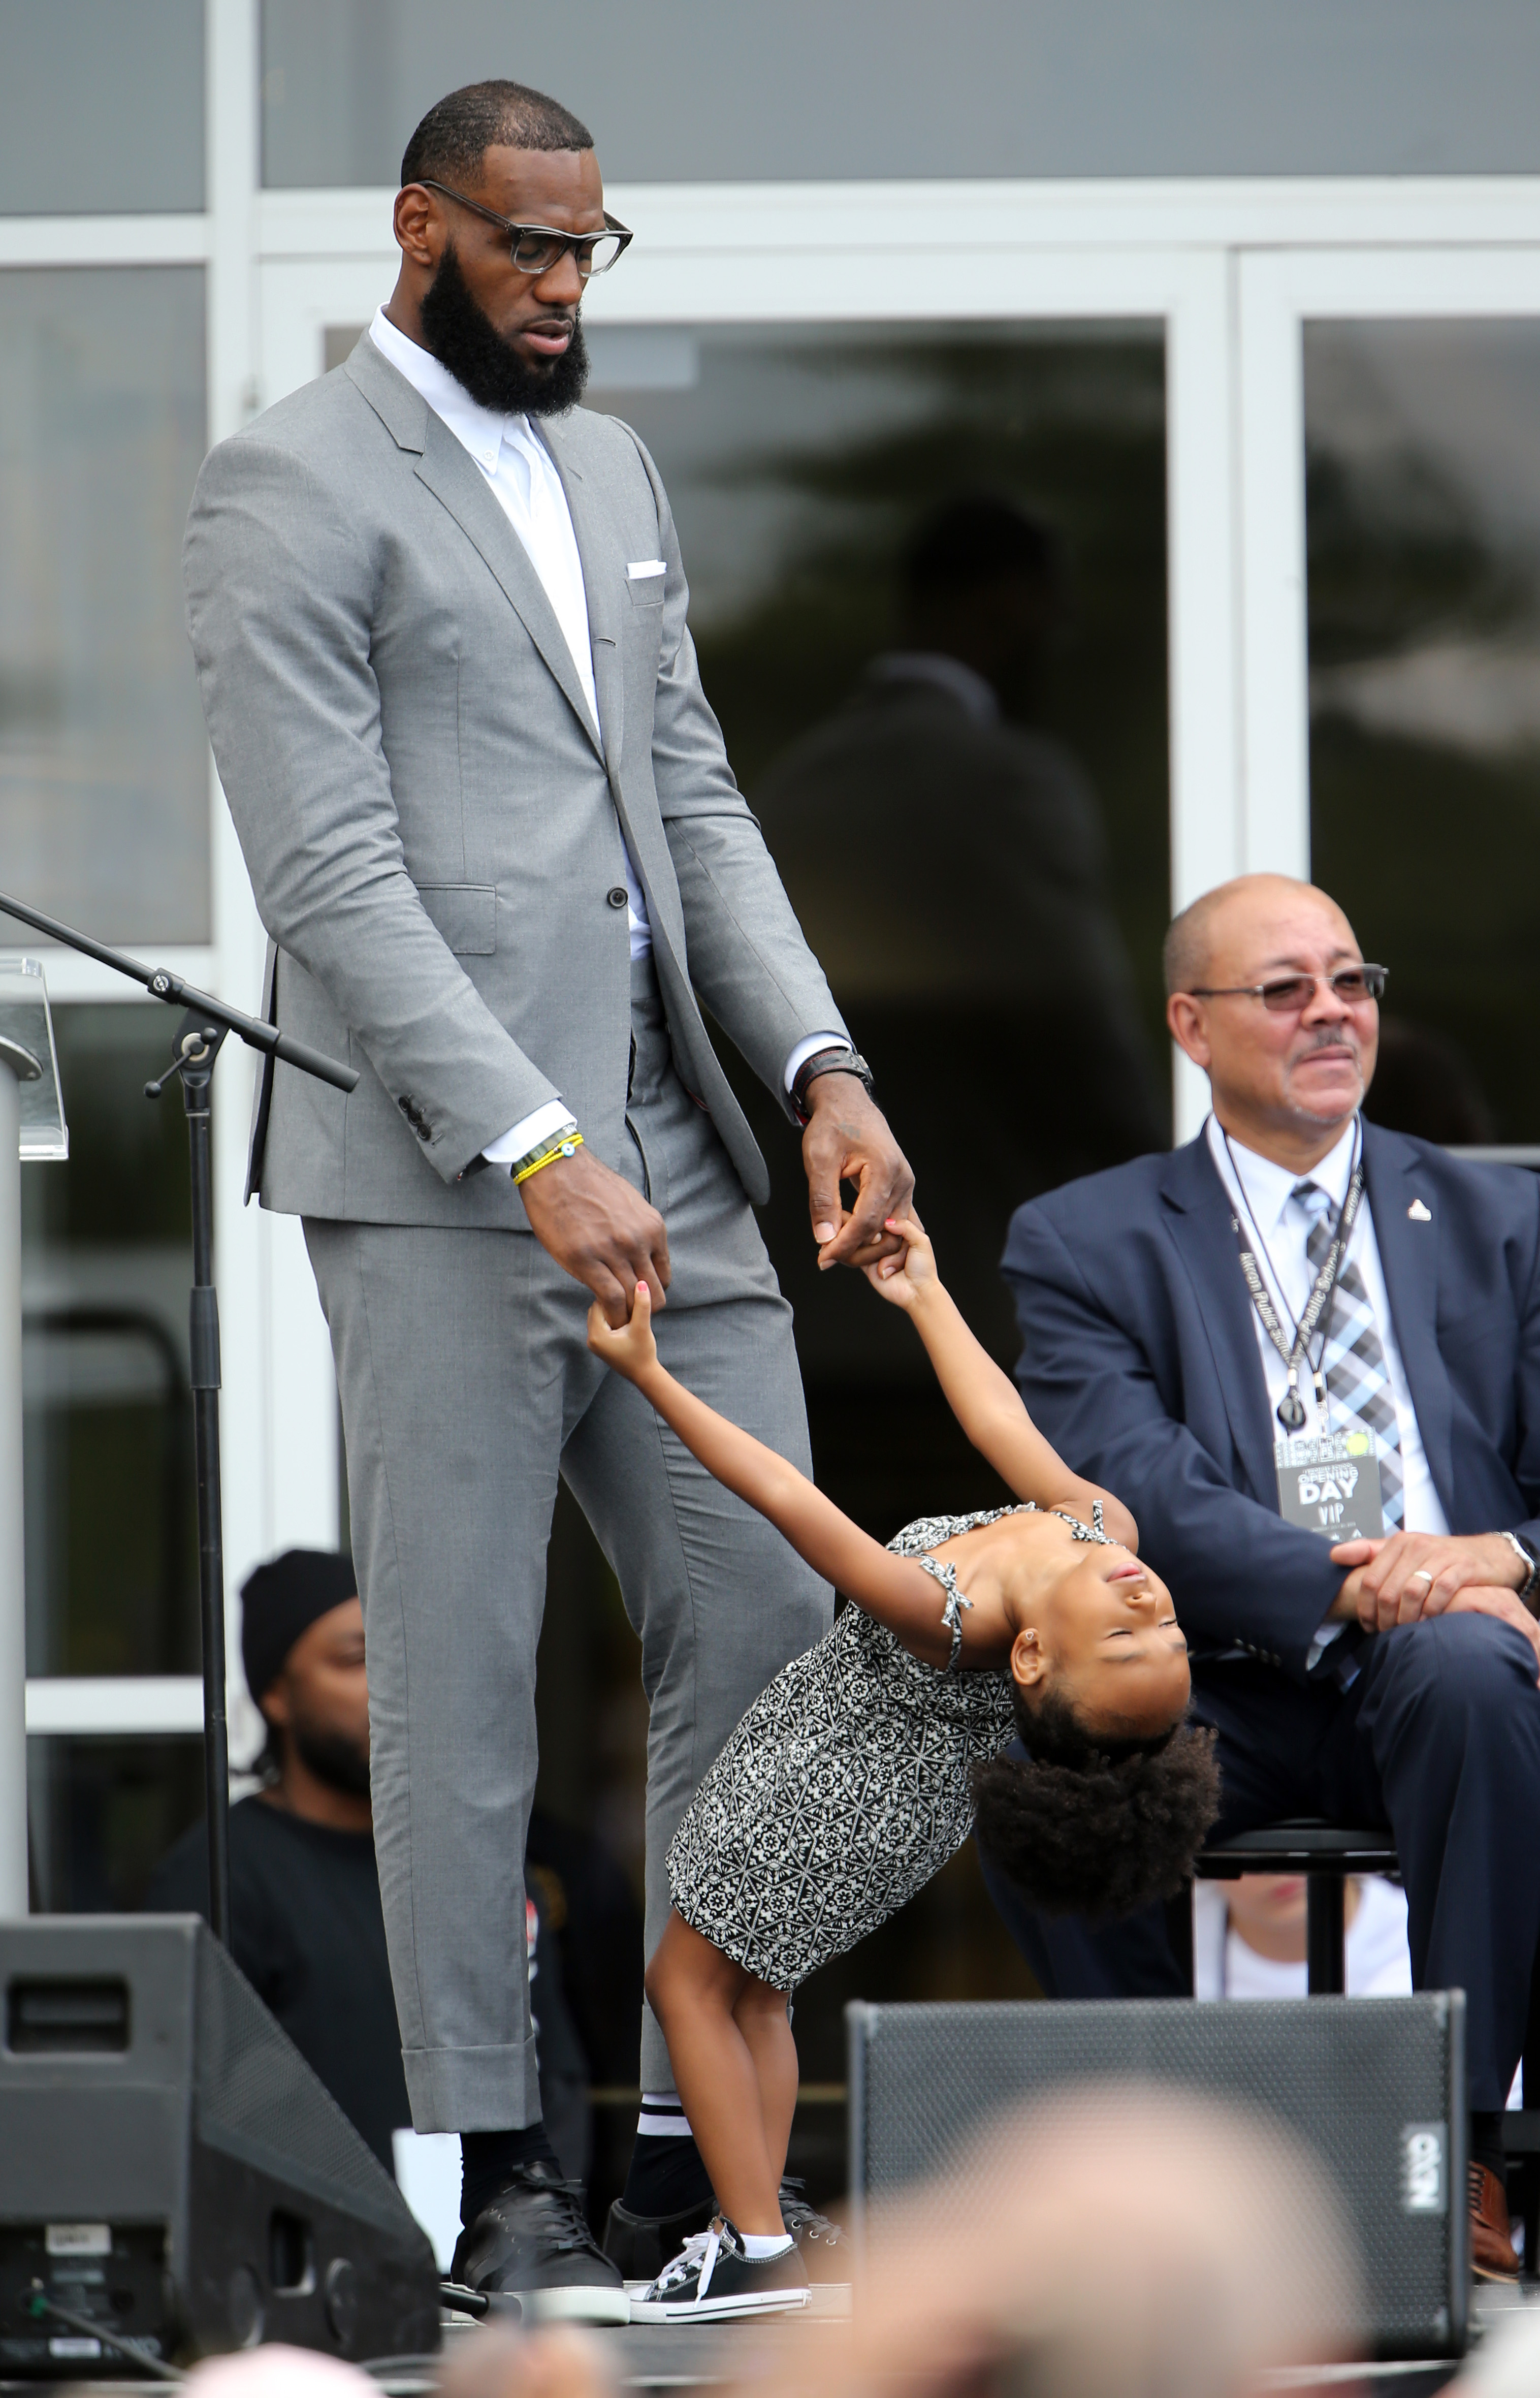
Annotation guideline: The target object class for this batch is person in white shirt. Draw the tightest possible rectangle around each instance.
[1193,1873,1412,2000]
[990,872,1540,2285]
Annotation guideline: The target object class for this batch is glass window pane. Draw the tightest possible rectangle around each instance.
[260,0,1540,188]
[28,1737,203,1912]
[22,1004,197,1678]
[591,321,1170,1375]
[0,0,204,215]
[0,268,210,946]
[1306,321,1540,1145]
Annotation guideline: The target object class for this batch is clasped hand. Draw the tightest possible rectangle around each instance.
[519,1072,914,1327]
[802,1075,914,1272]
[1329,1528,1540,1676]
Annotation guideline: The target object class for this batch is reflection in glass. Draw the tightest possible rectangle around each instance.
[0,269,210,944]
[594,324,1170,1378]
[22,1006,196,1678]
[28,1737,203,1913]
[1307,321,1540,1143]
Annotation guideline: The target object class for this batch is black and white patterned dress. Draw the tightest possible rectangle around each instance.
[666,1509,1025,1991]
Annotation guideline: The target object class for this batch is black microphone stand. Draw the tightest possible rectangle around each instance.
[0,888,359,1949]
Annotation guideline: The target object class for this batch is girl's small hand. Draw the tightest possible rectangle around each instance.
[861,1213,938,1309]
[586,1279,660,1380]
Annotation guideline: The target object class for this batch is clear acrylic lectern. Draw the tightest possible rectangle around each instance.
[0,959,67,1918]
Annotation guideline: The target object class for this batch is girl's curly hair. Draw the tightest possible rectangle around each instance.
[973,1684,1221,1922]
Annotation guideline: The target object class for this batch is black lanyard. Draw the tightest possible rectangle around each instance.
[1224,1123,1365,1432]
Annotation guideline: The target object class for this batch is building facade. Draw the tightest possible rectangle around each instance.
[8,4,1540,2012]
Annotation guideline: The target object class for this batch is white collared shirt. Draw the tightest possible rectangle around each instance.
[370,304,647,973]
[366,311,842,1163]
[1205,1113,1449,1538]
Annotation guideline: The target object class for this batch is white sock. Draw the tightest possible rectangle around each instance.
[742,2232,794,2260]
[636,2090,694,2138]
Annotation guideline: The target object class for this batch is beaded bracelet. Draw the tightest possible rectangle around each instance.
[513,1130,584,1186]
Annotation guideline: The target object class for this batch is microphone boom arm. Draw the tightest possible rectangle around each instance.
[0,888,359,1093]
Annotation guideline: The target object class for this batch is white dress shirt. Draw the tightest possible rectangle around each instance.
[1205,1113,1449,1539]
[367,311,844,1166]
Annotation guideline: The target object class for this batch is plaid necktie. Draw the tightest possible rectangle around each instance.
[1293,1180,1404,1530]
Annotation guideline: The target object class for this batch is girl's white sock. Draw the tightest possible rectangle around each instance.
[742,2231,794,2259]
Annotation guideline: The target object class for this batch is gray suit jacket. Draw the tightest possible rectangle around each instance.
[183,332,847,1228]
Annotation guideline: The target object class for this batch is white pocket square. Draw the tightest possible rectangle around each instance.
[627,559,666,579]
[1408,1197,1432,1221]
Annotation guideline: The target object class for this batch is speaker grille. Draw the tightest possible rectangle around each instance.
[852,1997,1459,2351]
[195,1932,408,2237]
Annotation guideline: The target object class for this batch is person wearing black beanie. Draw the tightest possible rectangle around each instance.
[144,1550,413,2168]
[146,1550,590,2215]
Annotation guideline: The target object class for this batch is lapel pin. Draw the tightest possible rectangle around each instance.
[1408,1198,1432,1221]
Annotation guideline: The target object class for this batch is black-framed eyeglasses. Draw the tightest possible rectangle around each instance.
[1187,965,1388,1013]
[420,180,632,277]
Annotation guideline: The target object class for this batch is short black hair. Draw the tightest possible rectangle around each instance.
[973,1686,1220,1922]
[901,494,1062,600]
[401,80,593,191]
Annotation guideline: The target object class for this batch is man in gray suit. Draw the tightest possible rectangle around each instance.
[184,79,911,2318]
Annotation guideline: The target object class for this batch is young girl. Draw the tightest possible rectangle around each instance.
[586,1217,1218,2325]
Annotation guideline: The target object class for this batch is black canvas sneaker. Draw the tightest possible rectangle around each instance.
[630,2216,810,2324]
[452,2158,630,2324]
[602,2193,717,2283]
[779,2176,849,2275]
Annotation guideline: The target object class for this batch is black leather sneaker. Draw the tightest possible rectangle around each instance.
[602,2193,716,2283]
[630,2216,809,2323]
[779,2175,849,2277]
[452,2159,630,2324]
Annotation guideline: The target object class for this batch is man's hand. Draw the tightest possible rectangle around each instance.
[1444,1586,1540,1682]
[803,1075,914,1271]
[520,1146,671,1327]
[1328,1529,1528,1632]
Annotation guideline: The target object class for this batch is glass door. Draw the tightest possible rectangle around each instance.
[1237,247,1540,1155]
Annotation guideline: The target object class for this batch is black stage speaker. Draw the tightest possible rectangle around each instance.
[0,1917,441,2374]
[848,1994,1466,2359]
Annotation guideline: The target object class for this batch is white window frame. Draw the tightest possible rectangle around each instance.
[7,0,1540,1752]
[1236,242,1540,886]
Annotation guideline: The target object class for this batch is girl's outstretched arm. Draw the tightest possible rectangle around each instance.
[587,1287,964,1667]
[867,1217,1139,1551]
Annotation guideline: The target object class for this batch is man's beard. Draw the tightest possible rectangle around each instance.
[292,1718,372,1800]
[419,241,590,417]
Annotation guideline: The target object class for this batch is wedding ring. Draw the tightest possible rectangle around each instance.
[1408,1569,1434,1587]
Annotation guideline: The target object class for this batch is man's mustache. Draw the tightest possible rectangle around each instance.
[1294,1032,1361,1059]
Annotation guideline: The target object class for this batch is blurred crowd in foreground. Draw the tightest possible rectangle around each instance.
[124,2088,1533,2398]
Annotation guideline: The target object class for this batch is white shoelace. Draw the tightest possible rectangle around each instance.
[651,2221,728,2299]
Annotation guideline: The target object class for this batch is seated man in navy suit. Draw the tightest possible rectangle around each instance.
[991,871,1540,2283]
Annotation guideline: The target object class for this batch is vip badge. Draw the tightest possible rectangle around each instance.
[1274,1428,1385,1541]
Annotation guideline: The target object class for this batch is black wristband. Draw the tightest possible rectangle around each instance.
[791,1047,874,1126]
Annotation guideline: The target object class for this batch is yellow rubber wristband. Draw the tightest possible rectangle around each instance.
[513,1130,584,1186]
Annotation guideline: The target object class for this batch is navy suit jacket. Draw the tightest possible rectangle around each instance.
[1001,1123,1540,1683]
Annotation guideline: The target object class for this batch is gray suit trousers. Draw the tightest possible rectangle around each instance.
[304,961,832,2132]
